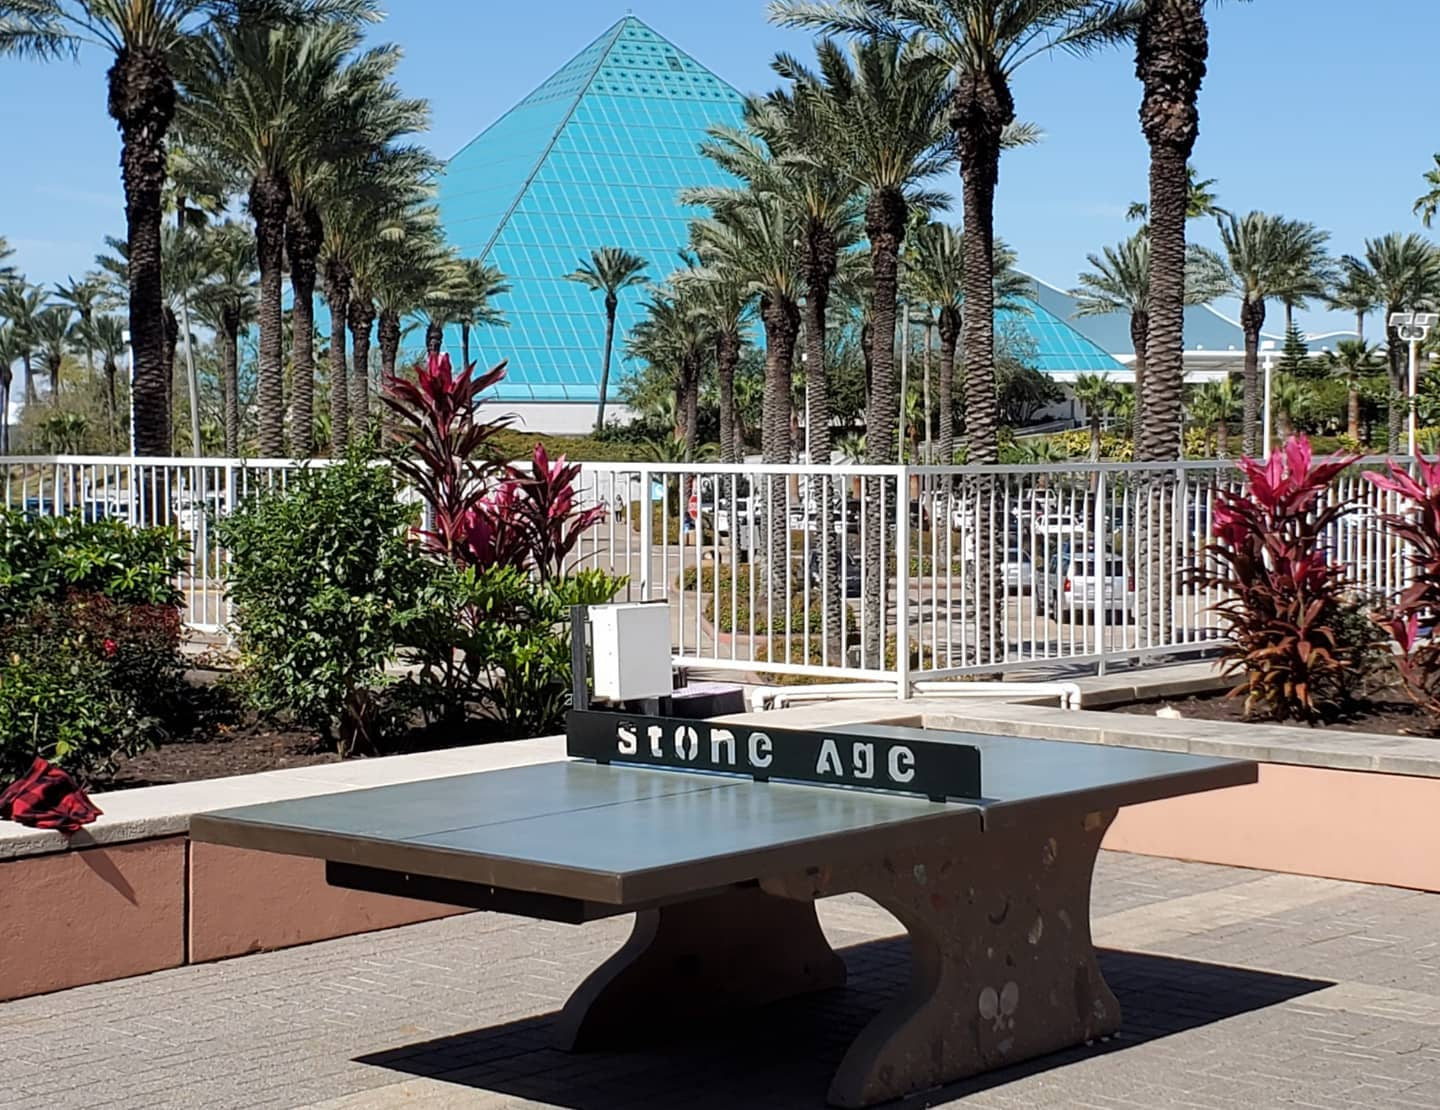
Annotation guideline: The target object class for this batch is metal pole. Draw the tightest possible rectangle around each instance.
[1410,337,1420,459]
[900,302,910,463]
[923,318,932,465]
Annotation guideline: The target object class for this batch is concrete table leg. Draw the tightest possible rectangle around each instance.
[763,807,1120,1108]
[554,885,847,1051]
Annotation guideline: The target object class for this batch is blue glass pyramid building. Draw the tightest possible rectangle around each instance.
[433,15,1123,412]
[435,17,747,404]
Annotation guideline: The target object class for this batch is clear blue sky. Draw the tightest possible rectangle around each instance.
[0,0,1434,337]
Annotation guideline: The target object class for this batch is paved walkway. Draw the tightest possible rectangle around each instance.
[4,852,1440,1109]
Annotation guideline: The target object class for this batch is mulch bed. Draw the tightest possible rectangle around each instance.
[92,673,495,791]
[1110,691,1437,738]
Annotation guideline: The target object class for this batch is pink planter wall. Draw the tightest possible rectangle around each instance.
[188,841,461,963]
[0,837,186,1001]
[1105,763,1440,892]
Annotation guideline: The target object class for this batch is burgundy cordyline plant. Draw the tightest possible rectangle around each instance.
[1364,455,1440,717]
[1198,435,1360,722]
[382,352,511,559]
[383,353,606,580]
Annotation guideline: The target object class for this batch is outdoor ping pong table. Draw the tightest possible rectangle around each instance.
[190,713,1257,1108]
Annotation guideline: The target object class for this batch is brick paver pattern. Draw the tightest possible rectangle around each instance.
[4,851,1440,1109]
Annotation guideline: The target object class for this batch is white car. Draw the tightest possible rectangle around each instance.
[1048,551,1133,622]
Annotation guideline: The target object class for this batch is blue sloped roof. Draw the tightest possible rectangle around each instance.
[433,17,747,402]
[1000,298,1127,375]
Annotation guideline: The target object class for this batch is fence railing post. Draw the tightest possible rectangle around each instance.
[638,466,653,601]
[895,465,911,700]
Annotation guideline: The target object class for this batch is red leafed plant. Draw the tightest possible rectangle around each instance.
[383,352,511,559]
[501,443,607,581]
[1363,456,1440,716]
[1197,435,1362,722]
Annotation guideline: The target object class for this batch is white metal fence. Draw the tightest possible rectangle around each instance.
[2,453,1415,693]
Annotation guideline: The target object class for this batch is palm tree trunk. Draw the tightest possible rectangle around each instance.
[220,312,240,457]
[0,374,9,454]
[1215,420,1229,458]
[1130,311,1148,445]
[21,355,37,407]
[1387,312,1404,453]
[1356,311,1365,344]
[325,259,351,456]
[681,353,699,459]
[805,224,842,662]
[717,331,739,464]
[425,319,443,358]
[1241,299,1265,456]
[596,295,618,434]
[110,47,175,458]
[760,294,800,624]
[1138,143,1188,462]
[862,190,907,672]
[461,322,472,369]
[1348,387,1361,444]
[250,171,290,458]
[937,308,959,465]
[287,203,322,457]
[953,78,1011,669]
[378,308,401,443]
[349,295,375,443]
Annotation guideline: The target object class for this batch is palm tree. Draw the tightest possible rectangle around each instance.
[192,220,256,455]
[1071,231,1228,446]
[1322,339,1384,444]
[180,9,396,456]
[774,0,1133,470]
[0,284,45,407]
[453,259,511,368]
[625,285,712,458]
[51,276,104,376]
[566,247,649,433]
[1415,153,1440,229]
[0,236,15,285]
[83,314,130,444]
[676,257,750,463]
[1186,377,1238,457]
[1347,234,1440,452]
[372,218,453,407]
[314,142,435,453]
[31,305,75,401]
[689,191,804,609]
[1329,257,1378,342]
[1127,163,1230,225]
[1071,373,1120,461]
[1217,212,1332,455]
[908,223,1028,464]
[0,0,364,455]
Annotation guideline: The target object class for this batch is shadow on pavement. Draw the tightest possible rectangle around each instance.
[355,939,1331,1109]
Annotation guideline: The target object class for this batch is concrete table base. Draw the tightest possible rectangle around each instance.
[554,886,848,1050]
[559,806,1120,1108]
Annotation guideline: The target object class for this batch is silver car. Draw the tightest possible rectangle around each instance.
[1048,552,1133,622]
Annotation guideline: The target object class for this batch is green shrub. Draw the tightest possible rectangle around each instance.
[0,593,184,784]
[403,564,626,738]
[215,456,431,756]
[0,509,182,623]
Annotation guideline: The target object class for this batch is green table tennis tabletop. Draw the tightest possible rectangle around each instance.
[189,730,1254,908]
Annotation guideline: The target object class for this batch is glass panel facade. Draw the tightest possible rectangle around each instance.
[431,16,1124,404]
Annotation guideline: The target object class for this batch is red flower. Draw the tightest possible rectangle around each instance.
[102,639,118,658]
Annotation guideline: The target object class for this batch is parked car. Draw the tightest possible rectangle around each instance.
[806,550,863,598]
[1047,551,1134,622]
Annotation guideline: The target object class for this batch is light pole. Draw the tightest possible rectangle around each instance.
[1390,312,1439,458]
[1261,340,1277,458]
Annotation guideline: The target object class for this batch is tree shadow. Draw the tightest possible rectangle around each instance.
[355,940,1330,1109]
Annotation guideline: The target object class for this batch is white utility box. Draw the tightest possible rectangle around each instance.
[589,602,673,702]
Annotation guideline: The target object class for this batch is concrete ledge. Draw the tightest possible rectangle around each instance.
[0,736,567,862]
